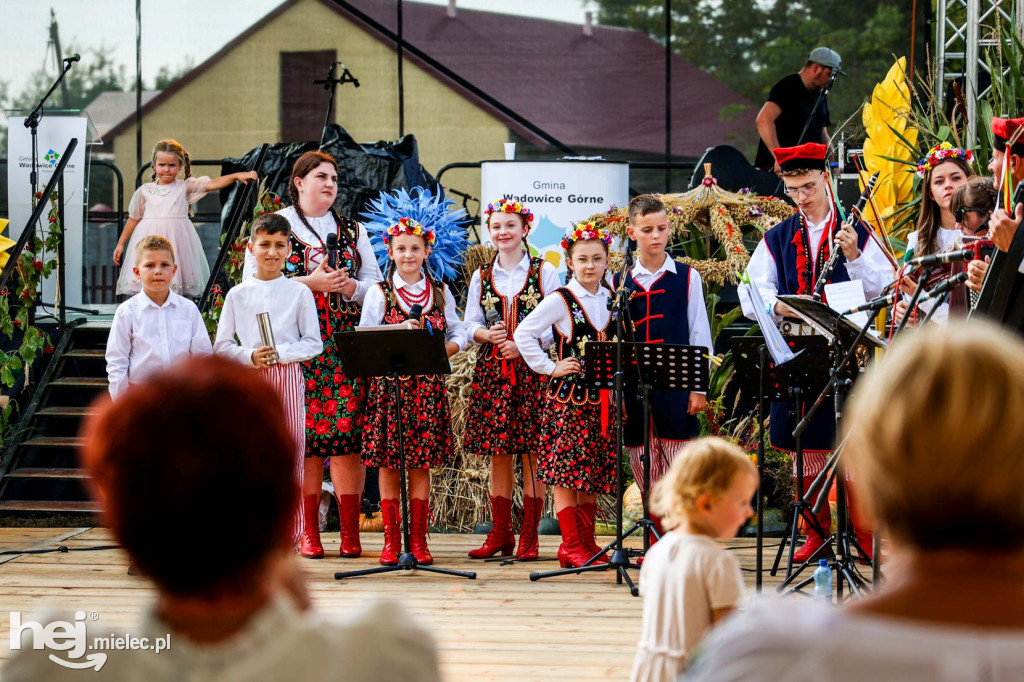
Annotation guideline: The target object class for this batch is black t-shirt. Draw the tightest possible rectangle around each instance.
[754,73,832,170]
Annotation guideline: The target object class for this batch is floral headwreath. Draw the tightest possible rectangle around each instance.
[917,142,974,177]
[483,198,534,226]
[385,217,436,245]
[361,186,469,281]
[560,221,614,250]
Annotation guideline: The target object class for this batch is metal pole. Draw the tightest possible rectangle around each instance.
[136,0,143,173]
[397,0,405,138]
[935,0,948,111]
[664,0,672,192]
[966,0,980,148]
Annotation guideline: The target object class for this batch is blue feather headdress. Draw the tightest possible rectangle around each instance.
[361,186,470,282]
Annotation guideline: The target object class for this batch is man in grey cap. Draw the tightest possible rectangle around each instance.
[754,47,844,172]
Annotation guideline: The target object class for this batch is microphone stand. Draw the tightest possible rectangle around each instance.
[893,265,934,337]
[773,68,840,194]
[528,243,640,594]
[315,61,360,150]
[24,57,77,197]
[796,69,839,148]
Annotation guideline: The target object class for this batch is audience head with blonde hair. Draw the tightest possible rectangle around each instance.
[651,436,758,538]
[844,321,1024,551]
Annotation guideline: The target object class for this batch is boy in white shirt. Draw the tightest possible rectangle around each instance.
[105,235,212,399]
[215,213,323,546]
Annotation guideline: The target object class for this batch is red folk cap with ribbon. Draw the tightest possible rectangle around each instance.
[992,116,1024,156]
[773,142,828,173]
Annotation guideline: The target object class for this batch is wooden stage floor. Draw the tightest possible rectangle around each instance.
[0,527,843,680]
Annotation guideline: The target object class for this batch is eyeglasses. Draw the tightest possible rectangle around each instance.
[783,180,821,198]
[954,207,988,222]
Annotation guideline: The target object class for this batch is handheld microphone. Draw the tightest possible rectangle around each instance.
[907,248,974,268]
[919,272,969,303]
[484,306,502,328]
[325,232,338,269]
[409,303,423,321]
[840,290,898,315]
[63,54,80,64]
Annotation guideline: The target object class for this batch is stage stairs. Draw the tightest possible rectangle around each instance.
[0,319,111,517]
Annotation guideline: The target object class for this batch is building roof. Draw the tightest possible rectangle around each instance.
[104,0,754,157]
[85,90,161,140]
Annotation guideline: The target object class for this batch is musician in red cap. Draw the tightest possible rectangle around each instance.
[967,116,1024,291]
[739,142,890,563]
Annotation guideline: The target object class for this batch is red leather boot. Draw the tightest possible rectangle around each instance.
[579,503,609,565]
[794,480,832,563]
[556,506,594,568]
[846,482,875,562]
[409,498,434,565]
[468,496,515,559]
[299,493,324,559]
[516,496,544,560]
[379,498,401,566]
[336,493,363,558]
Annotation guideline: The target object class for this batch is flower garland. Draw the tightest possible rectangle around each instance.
[579,188,792,285]
[560,221,613,250]
[385,217,436,244]
[483,198,534,225]
[916,141,974,176]
[0,191,61,447]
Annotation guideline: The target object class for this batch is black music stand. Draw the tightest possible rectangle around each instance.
[778,295,884,598]
[731,336,833,591]
[333,328,476,581]
[528,341,708,595]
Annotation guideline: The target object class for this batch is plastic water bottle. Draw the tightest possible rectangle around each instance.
[812,558,832,603]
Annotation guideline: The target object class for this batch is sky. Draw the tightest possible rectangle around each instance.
[1,0,589,100]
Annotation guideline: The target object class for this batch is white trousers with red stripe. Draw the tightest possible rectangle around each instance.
[628,437,691,497]
[259,362,306,542]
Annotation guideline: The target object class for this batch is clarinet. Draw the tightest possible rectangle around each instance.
[811,171,879,301]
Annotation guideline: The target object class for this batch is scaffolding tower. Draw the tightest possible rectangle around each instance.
[936,0,1024,145]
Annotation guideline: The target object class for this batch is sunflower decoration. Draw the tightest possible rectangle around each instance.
[861,57,918,252]
[0,219,15,269]
[578,168,793,286]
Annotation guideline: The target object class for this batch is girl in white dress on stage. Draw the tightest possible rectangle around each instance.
[114,139,257,297]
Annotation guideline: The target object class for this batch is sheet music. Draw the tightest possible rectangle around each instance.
[740,270,798,365]
[824,280,870,328]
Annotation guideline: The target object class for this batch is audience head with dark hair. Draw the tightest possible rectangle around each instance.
[81,355,297,598]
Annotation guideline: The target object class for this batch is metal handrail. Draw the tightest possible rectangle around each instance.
[198,143,269,311]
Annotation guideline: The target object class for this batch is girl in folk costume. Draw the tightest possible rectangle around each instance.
[613,195,713,553]
[894,144,975,326]
[243,151,383,560]
[464,199,560,560]
[737,142,891,563]
[513,223,618,568]
[359,188,469,566]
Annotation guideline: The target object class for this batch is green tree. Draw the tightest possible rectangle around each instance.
[151,57,196,90]
[11,45,127,114]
